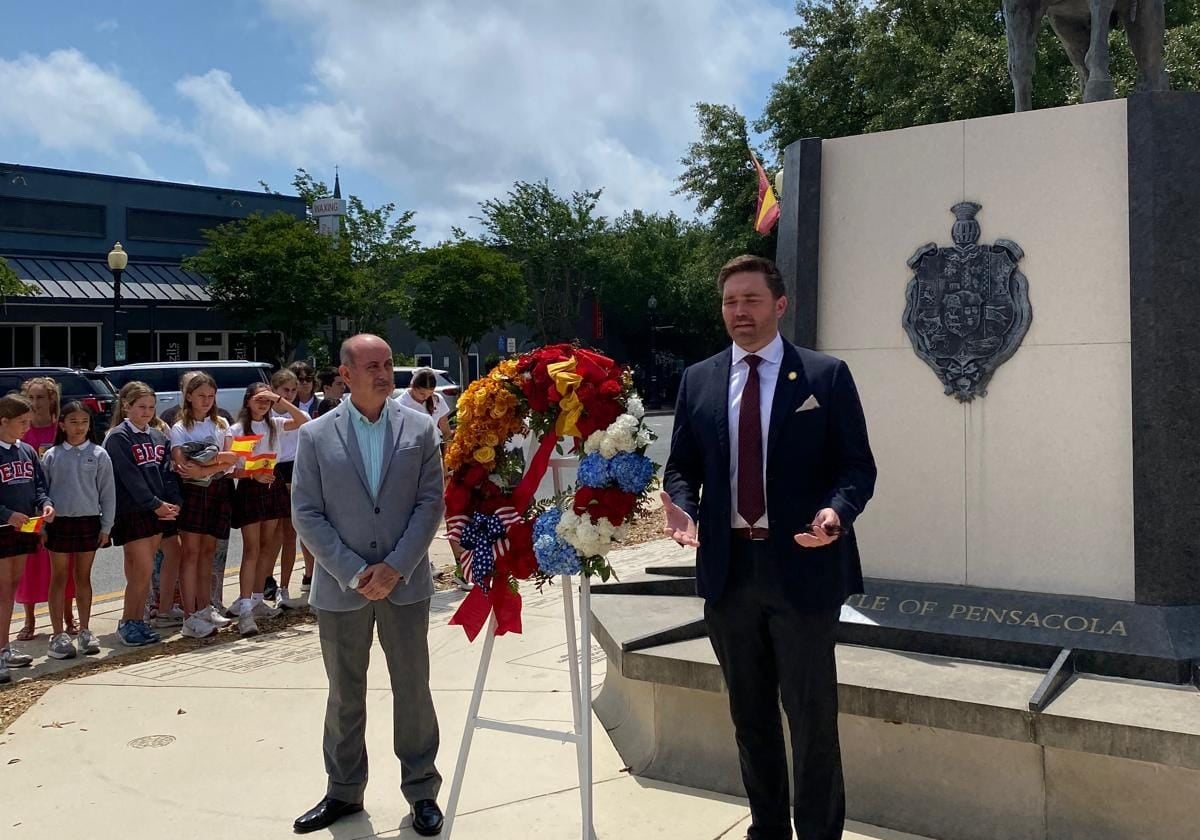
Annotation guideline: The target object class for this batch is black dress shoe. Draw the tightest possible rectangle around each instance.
[411,799,444,836]
[293,796,364,834]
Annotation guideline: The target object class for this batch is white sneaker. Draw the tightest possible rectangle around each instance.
[48,632,77,660]
[251,600,280,619]
[205,606,232,628]
[225,598,247,618]
[181,613,216,639]
[152,606,185,628]
[277,587,307,609]
[237,611,259,637]
[78,629,100,655]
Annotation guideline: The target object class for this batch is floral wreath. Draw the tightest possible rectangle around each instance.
[444,343,656,640]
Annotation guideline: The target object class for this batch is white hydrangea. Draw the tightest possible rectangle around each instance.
[626,395,645,419]
[583,430,606,454]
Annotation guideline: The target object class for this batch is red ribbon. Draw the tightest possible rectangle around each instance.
[448,429,558,640]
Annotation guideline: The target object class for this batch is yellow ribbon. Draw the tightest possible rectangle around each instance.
[547,356,584,438]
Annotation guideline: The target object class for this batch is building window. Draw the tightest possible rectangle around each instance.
[126,208,238,244]
[0,326,35,366]
[0,324,98,369]
[0,197,106,238]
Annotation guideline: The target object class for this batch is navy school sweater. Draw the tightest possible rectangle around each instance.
[0,439,52,522]
[103,420,181,516]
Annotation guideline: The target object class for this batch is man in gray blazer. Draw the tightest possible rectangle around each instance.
[290,333,446,836]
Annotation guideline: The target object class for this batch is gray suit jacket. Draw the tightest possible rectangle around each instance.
[291,397,446,612]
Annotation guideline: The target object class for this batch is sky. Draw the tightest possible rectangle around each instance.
[0,1,797,243]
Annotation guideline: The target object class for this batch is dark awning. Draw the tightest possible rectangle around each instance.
[2,254,211,303]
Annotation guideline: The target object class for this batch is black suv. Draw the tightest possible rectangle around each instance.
[0,368,118,434]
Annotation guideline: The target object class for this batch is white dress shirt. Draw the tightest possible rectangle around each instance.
[728,332,784,528]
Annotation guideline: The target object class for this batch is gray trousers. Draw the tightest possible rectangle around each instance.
[317,598,442,805]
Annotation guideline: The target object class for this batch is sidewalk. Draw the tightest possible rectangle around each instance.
[2,538,926,840]
[3,539,460,685]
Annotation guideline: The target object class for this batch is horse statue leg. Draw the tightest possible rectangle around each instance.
[1083,0,1119,101]
[1126,0,1170,92]
[1049,14,1092,101]
[1004,0,1044,112]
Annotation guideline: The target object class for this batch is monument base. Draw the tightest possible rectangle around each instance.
[591,560,1200,840]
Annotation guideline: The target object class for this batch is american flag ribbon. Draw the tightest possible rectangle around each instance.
[448,506,523,590]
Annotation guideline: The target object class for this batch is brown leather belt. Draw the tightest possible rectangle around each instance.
[732,527,770,541]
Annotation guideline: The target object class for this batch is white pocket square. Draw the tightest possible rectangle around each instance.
[796,395,821,413]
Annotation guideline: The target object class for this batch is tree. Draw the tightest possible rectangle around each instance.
[757,0,1200,154]
[394,239,526,385]
[0,257,37,300]
[183,212,350,361]
[262,169,420,346]
[594,210,724,352]
[475,181,608,342]
[676,103,776,260]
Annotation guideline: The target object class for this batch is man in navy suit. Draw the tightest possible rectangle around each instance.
[663,254,877,840]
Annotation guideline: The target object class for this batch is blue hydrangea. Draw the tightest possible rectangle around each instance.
[576,452,610,488]
[533,508,581,576]
[609,452,655,494]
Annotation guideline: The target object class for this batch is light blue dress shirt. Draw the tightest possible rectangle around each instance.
[347,399,389,499]
[344,400,390,590]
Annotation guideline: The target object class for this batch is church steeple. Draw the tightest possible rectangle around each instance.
[333,165,341,199]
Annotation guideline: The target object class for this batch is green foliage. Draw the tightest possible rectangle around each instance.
[475,181,608,342]
[675,103,775,259]
[394,239,526,383]
[594,210,725,353]
[183,212,350,359]
[0,257,37,299]
[756,0,1200,153]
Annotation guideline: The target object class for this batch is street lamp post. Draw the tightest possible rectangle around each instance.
[647,295,657,408]
[108,242,128,364]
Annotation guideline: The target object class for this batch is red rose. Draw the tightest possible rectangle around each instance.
[445,480,472,517]
[598,379,622,399]
[502,521,537,580]
[546,383,562,404]
[463,463,489,488]
[573,486,636,526]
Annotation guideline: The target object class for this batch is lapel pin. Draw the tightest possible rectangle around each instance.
[788,371,798,381]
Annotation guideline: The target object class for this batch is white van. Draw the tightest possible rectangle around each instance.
[95,360,272,419]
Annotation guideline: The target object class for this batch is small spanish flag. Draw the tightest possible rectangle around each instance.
[230,435,262,454]
[19,516,44,534]
[750,148,780,235]
[243,453,277,475]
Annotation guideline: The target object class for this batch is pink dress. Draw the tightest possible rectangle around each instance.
[15,424,74,606]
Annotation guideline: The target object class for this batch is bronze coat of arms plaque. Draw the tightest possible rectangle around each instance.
[903,202,1032,401]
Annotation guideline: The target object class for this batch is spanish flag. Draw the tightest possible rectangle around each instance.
[243,453,277,475]
[230,435,262,454]
[750,148,780,235]
[19,516,44,534]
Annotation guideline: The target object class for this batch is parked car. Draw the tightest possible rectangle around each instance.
[0,367,118,434]
[392,368,461,414]
[95,360,272,419]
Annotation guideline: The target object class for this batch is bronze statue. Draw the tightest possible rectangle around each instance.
[1004,0,1169,112]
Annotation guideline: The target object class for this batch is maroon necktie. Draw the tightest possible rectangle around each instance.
[737,354,765,527]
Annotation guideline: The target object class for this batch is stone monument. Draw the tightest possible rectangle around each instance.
[591,92,1200,840]
[1004,0,1169,111]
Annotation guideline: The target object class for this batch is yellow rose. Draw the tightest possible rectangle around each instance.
[473,446,496,464]
[483,432,499,447]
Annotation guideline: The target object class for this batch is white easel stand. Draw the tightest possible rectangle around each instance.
[443,573,596,840]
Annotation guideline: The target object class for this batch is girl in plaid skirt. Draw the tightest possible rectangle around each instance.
[41,402,115,658]
[104,382,181,648]
[170,372,240,639]
[229,382,308,636]
[0,395,55,683]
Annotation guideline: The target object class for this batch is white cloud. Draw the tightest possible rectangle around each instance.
[0,4,794,242]
[0,49,161,154]
[238,0,793,239]
[96,18,119,33]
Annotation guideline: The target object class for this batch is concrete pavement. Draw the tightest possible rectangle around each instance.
[1,536,927,840]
